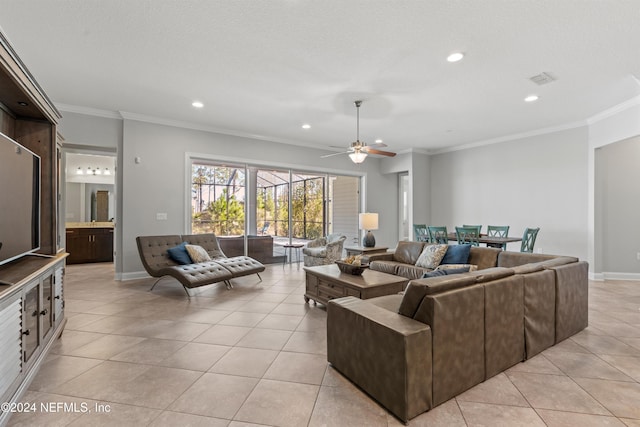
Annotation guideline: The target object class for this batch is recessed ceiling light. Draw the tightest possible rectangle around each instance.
[192,101,204,108]
[447,52,464,62]
[302,124,311,129]
[524,95,539,102]
[375,139,383,144]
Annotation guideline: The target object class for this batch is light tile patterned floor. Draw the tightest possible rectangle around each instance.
[7,263,640,426]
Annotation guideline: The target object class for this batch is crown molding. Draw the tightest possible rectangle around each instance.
[55,103,122,119]
[429,120,587,155]
[586,94,640,126]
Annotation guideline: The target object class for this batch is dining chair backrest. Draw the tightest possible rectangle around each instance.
[413,224,430,242]
[427,226,448,244]
[463,224,482,236]
[456,226,480,246]
[487,225,510,250]
[521,227,540,252]
[487,225,509,237]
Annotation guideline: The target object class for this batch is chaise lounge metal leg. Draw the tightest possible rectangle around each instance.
[256,273,262,282]
[225,280,234,290]
[182,285,191,297]
[149,277,163,291]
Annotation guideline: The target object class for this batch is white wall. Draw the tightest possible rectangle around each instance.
[596,136,640,275]
[119,119,397,277]
[430,126,589,260]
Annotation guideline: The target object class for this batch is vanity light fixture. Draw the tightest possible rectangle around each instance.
[76,167,83,175]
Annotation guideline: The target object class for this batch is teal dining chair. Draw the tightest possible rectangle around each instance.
[521,227,540,252]
[427,226,449,244]
[455,226,480,246]
[413,224,430,242]
[463,224,482,236]
[487,225,510,250]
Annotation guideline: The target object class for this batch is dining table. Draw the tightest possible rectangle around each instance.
[447,232,522,248]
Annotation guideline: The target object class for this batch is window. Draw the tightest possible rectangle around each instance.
[191,163,245,236]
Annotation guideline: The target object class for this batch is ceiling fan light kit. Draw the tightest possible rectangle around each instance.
[321,100,397,164]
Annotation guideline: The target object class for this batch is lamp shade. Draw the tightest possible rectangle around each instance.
[359,213,378,230]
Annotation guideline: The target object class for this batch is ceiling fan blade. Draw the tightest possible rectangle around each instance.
[363,147,396,157]
[320,151,350,158]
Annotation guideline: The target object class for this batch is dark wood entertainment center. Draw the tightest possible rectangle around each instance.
[0,31,67,425]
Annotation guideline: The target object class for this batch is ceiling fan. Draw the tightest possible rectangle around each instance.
[322,100,396,164]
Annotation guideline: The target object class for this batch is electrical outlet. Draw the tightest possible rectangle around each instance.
[156,213,167,220]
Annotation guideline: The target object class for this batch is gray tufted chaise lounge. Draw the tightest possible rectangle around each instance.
[136,233,265,296]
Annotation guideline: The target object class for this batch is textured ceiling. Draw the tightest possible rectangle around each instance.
[1,0,639,154]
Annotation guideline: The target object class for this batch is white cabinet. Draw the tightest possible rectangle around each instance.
[0,255,67,426]
[0,294,22,404]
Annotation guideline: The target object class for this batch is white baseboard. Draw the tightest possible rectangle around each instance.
[600,271,640,281]
[117,271,150,281]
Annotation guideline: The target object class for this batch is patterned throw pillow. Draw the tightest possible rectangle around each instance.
[415,244,448,269]
[185,244,212,263]
[435,263,478,272]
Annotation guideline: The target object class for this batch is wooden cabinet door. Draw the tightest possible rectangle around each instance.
[94,229,114,262]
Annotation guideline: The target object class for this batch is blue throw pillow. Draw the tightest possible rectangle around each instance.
[441,244,471,264]
[421,265,471,279]
[167,242,193,265]
[421,269,448,278]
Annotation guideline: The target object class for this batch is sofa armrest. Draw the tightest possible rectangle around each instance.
[327,297,432,422]
[363,252,394,263]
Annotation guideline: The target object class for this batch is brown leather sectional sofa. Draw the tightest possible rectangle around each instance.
[136,233,265,295]
[327,242,588,422]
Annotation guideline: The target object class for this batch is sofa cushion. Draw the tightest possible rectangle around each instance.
[370,260,403,275]
[396,264,431,280]
[393,241,426,265]
[398,275,478,318]
[167,242,192,265]
[415,244,448,269]
[185,244,212,263]
[497,251,561,268]
[441,244,471,264]
[422,266,471,278]
[468,246,502,270]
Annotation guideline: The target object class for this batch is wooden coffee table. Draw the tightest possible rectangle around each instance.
[303,264,409,306]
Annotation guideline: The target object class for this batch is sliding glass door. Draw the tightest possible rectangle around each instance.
[190,159,359,264]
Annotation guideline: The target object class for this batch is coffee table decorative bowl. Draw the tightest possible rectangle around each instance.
[335,260,368,275]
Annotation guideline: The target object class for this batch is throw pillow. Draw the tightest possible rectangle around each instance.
[167,242,193,265]
[415,244,448,269]
[436,263,478,272]
[441,244,472,264]
[422,266,471,278]
[185,244,211,263]
[421,269,448,278]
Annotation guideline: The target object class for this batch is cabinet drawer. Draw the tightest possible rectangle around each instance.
[318,280,344,299]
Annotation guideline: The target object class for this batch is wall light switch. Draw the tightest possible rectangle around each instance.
[156,213,167,220]
[135,156,141,164]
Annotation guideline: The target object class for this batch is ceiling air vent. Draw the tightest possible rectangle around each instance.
[529,72,556,85]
